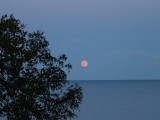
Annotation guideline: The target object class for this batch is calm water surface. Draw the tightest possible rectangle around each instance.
[72,80,160,120]
[1,80,160,120]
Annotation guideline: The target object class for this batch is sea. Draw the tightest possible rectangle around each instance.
[71,80,160,120]
[1,80,160,120]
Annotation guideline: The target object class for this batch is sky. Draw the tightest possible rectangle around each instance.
[1,0,160,80]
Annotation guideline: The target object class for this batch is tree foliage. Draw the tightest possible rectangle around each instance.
[0,14,83,120]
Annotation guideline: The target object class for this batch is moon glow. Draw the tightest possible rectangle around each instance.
[81,60,88,68]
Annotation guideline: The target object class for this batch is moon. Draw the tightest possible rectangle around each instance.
[81,60,88,68]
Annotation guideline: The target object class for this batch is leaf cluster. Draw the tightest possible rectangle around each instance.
[0,15,82,120]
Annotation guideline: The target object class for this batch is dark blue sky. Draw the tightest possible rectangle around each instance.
[1,0,160,80]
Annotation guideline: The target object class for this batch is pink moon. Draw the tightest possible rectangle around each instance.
[81,60,88,67]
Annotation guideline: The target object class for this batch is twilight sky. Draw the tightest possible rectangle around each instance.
[1,0,160,80]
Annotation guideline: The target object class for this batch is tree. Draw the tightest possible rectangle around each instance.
[0,14,83,120]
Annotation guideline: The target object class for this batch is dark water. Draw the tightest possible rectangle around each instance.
[72,80,160,120]
[1,80,160,120]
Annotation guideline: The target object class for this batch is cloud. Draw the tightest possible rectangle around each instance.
[70,38,83,44]
[125,51,149,57]
[154,54,160,64]
[58,38,84,52]
[105,51,150,59]
[105,51,160,66]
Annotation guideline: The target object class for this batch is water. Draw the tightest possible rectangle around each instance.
[1,80,160,120]
[72,80,160,120]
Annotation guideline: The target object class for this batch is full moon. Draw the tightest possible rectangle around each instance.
[81,60,88,68]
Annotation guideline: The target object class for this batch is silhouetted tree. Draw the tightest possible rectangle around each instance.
[0,15,83,120]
